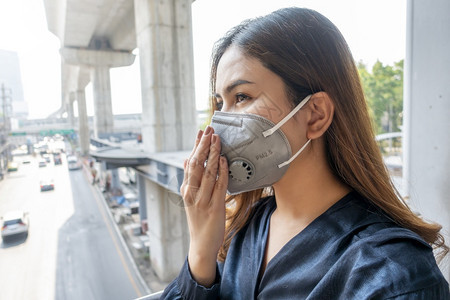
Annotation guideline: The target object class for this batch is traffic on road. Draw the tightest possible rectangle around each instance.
[0,137,147,300]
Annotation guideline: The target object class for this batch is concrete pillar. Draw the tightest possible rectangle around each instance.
[76,89,90,156]
[67,93,75,128]
[60,48,135,138]
[137,173,147,221]
[62,92,70,119]
[145,180,189,282]
[134,0,197,281]
[111,168,121,190]
[134,0,197,153]
[403,0,450,280]
[90,66,113,137]
[100,161,121,192]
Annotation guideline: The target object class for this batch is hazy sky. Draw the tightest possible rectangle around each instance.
[0,0,406,119]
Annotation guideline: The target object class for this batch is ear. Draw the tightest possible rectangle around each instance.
[305,92,334,139]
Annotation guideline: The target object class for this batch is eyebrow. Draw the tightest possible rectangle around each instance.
[214,79,254,98]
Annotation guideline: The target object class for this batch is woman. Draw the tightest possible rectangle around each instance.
[162,7,449,299]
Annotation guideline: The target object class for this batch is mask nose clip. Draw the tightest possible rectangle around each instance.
[228,159,254,182]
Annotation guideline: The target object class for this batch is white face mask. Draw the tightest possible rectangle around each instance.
[210,95,312,195]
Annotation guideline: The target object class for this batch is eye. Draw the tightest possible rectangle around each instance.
[236,93,251,104]
[215,100,223,111]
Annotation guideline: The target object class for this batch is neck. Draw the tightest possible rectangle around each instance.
[272,140,351,224]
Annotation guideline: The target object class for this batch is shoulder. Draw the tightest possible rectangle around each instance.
[323,192,448,298]
[337,223,448,298]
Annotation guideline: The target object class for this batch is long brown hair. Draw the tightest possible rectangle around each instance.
[209,7,448,262]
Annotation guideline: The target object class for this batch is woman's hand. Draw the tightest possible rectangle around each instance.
[180,125,228,287]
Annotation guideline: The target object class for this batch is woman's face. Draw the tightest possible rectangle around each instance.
[215,46,292,121]
[214,45,308,154]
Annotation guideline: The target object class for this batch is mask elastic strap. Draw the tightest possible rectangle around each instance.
[278,139,311,168]
[262,94,312,138]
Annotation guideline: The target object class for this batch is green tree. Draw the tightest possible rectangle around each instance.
[357,60,404,134]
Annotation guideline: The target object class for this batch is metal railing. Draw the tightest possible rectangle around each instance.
[135,291,163,300]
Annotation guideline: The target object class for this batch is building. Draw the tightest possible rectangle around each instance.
[0,49,28,120]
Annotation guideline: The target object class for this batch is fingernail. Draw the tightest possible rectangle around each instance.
[196,129,203,139]
[211,134,218,144]
[204,125,212,136]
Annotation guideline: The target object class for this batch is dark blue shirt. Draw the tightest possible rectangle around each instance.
[162,192,450,299]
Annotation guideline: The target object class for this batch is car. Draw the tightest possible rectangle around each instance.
[40,179,55,192]
[7,162,19,172]
[1,210,29,240]
[43,154,51,163]
[38,159,47,167]
[67,155,81,170]
[53,154,62,165]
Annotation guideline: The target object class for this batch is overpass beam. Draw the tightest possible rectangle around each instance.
[134,0,196,281]
[61,48,135,138]
[403,0,450,279]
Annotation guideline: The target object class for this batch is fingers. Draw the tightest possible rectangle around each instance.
[181,129,204,198]
[188,129,204,162]
[185,129,204,177]
[187,126,214,189]
[182,126,214,205]
[181,125,228,208]
[211,155,228,207]
[197,133,221,202]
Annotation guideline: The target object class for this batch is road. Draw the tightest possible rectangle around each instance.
[0,154,147,300]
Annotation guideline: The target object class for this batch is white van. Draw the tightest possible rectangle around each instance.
[67,155,81,170]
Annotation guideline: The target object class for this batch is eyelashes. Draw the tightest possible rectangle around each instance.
[236,93,251,103]
[214,93,252,110]
[216,101,223,111]
[214,93,252,111]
